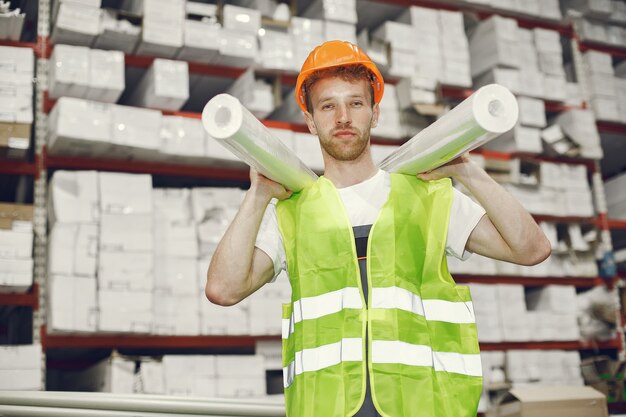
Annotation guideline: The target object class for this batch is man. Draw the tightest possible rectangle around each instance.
[206,41,551,417]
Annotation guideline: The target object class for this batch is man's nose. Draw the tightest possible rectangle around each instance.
[335,104,351,125]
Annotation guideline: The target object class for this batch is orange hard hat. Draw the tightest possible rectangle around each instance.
[295,40,385,112]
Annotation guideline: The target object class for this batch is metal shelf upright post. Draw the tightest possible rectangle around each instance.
[33,0,51,389]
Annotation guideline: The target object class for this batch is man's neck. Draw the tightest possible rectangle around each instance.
[323,154,379,188]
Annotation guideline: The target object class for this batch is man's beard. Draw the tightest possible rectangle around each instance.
[319,128,370,161]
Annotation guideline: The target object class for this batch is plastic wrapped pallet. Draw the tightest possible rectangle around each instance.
[202,94,318,191]
[177,20,220,63]
[93,9,140,54]
[126,59,189,111]
[302,0,357,24]
[379,84,518,175]
[51,2,101,46]
[134,0,185,58]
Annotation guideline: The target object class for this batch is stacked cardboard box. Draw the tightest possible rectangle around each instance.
[506,350,583,387]
[526,285,581,341]
[0,344,42,390]
[177,2,220,63]
[47,171,99,332]
[216,5,260,67]
[0,45,33,159]
[290,17,325,70]
[153,188,200,335]
[98,172,154,333]
[126,58,189,111]
[581,50,621,122]
[259,29,296,71]
[132,0,185,58]
[49,44,125,103]
[0,203,33,291]
[227,69,275,119]
[0,2,25,41]
[93,9,140,53]
[605,173,626,220]
[51,0,101,46]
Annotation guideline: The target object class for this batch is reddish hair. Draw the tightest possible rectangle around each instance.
[303,64,376,113]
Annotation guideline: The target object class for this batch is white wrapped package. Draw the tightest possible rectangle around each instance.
[202,94,318,191]
[379,84,518,175]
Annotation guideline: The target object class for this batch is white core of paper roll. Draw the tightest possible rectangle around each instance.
[202,93,318,191]
[378,84,519,175]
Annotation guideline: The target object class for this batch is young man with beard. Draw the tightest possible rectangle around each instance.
[205,41,551,417]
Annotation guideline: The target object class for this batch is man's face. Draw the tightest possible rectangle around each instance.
[304,76,379,162]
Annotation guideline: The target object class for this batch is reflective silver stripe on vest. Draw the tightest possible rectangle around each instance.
[371,340,482,377]
[283,337,363,388]
[282,317,294,340]
[293,287,363,323]
[282,288,363,340]
[371,286,476,324]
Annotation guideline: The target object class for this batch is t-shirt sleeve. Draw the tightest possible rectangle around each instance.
[446,187,486,260]
[254,201,287,282]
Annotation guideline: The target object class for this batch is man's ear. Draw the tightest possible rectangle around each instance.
[371,103,380,128]
[303,111,317,135]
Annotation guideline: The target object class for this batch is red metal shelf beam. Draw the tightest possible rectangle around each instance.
[608,219,626,230]
[578,40,626,60]
[533,214,597,224]
[41,327,279,350]
[44,149,250,181]
[0,160,37,176]
[597,121,626,135]
[454,274,608,288]
[0,284,38,309]
[479,338,621,351]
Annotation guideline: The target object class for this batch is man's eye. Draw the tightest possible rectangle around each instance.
[352,101,363,107]
[322,104,333,110]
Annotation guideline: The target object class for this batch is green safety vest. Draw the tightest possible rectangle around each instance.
[276,173,483,417]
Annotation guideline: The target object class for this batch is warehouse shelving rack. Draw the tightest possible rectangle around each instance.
[1,0,625,403]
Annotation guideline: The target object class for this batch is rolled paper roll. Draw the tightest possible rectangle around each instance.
[202,93,318,191]
[378,84,519,175]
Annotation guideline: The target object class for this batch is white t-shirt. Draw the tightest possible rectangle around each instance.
[255,170,486,279]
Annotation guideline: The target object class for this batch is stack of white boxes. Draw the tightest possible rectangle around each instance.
[61,355,136,393]
[93,9,141,54]
[0,203,33,291]
[177,2,220,63]
[249,273,291,335]
[293,132,324,171]
[191,187,250,335]
[48,97,114,158]
[526,285,580,341]
[109,103,162,159]
[290,17,325,69]
[153,188,200,335]
[478,351,505,412]
[158,116,206,163]
[126,58,189,111]
[51,0,101,46]
[0,2,25,41]
[303,0,357,26]
[98,172,154,333]
[553,109,604,159]
[604,173,626,220]
[227,69,275,119]
[504,162,594,218]
[48,170,99,332]
[217,4,260,67]
[496,284,531,342]
[49,44,125,103]
[0,345,42,390]
[373,20,418,78]
[161,354,266,398]
[371,84,404,139]
[616,61,626,120]
[259,29,296,71]
[0,46,33,159]
[470,16,519,85]
[581,50,621,122]
[534,28,567,103]
[131,0,185,58]
[439,10,472,88]
[468,284,504,342]
[505,350,583,387]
